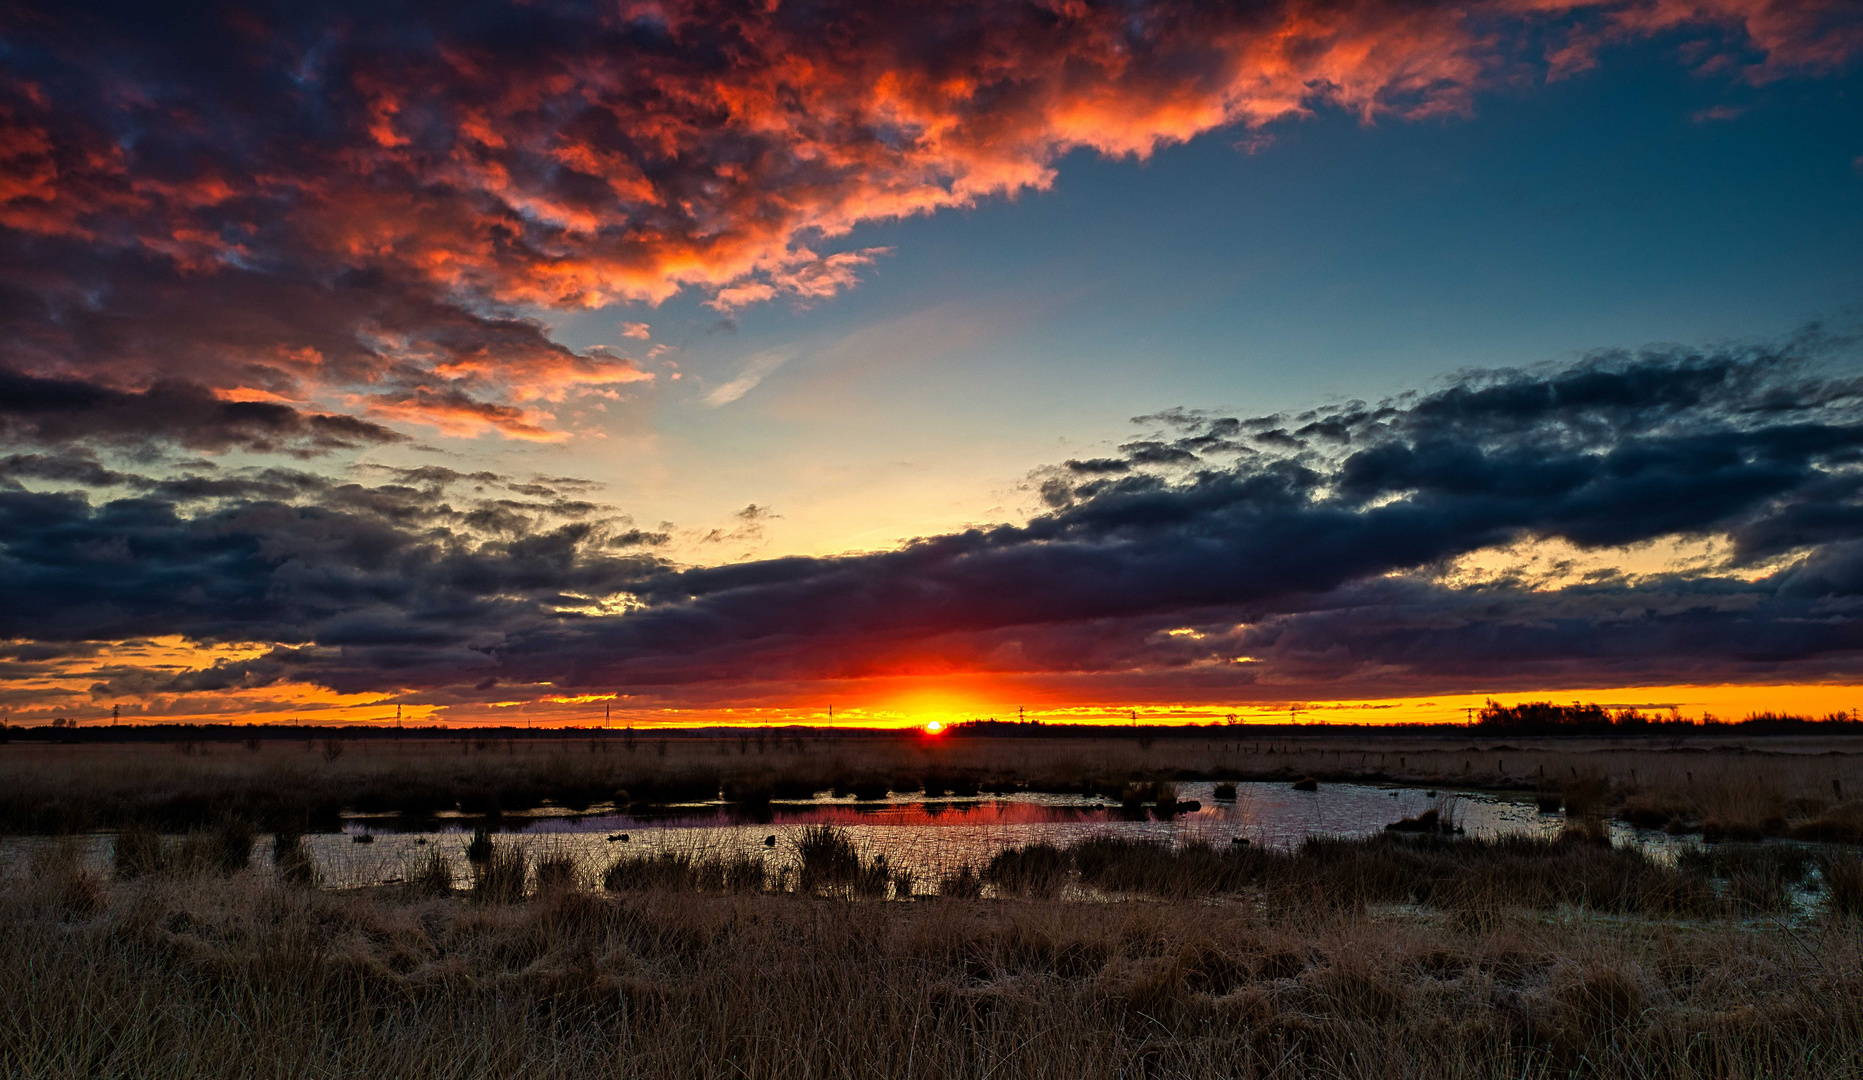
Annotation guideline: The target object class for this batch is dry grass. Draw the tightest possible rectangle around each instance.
[4,731,1863,841]
[10,733,1863,1076]
[6,838,1863,1079]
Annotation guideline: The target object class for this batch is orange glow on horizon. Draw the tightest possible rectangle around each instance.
[6,639,1859,730]
[7,677,1856,730]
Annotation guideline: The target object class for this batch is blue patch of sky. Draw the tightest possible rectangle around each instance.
[536,46,1862,552]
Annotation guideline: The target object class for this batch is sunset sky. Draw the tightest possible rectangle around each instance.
[3,0,1863,728]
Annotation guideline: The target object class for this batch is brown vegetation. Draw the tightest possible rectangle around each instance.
[5,827,1863,1078]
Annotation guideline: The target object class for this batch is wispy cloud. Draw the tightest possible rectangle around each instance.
[707,349,797,407]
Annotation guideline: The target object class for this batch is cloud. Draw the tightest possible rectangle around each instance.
[9,329,1863,712]
[358,387,566,441]
[619,322,651,340]
[0,367,402,455]
[0,240,651,448]
[707,248,893,311]
[0,0,1855,446]
[706,349,796,407]
[0,460,666,663]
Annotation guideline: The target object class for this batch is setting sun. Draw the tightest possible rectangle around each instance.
[922,720,945,735]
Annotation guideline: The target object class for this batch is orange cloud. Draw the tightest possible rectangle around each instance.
[359,389,568,441]
[0,0,1855,443]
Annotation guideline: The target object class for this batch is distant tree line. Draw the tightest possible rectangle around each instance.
[1473,700,1861,735]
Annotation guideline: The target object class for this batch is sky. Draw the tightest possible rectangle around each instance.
[3,0,1863,728]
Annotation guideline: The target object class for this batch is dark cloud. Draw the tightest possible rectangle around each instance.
[0,367,401,454]
[10,338,1863,708]
[0,463,665,670]
[430,341,1863,695]
[1117,440,1202,467]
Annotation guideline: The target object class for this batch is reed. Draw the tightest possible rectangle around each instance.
[937,864,983,898]
[405,847,456,896]
[534,850,581,893]
[1823,851,1863,916]
[985,842,1070,897]
[5,854,1863,1079]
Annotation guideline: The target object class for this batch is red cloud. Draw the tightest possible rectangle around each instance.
[0,0,1855,442]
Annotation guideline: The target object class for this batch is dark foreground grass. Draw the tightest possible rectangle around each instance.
[9,835,1863,1080]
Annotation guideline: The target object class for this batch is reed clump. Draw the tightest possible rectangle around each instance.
[112,824,165,880]
[602,850,769,893]
[937,865,983,898]
[471,839,527,903]
[998,832,1736,916]
[405,848,454,896]
[986,842,1070,896]
[111,819,253,879]
[1790,800,1863,844]
[789,824,895,896]
[1822,851,1863,916]
[25,841,102,919]
[1678,844,1814,913]
[795,823,859,881]
[533,851,580,893]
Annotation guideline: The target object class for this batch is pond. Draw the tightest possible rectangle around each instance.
[8,780,1645,891]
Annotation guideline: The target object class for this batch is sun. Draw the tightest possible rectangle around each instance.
[884,685,985,731]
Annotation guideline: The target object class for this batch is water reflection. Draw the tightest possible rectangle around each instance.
[0,781,1625,893]
[300,781,1564,890]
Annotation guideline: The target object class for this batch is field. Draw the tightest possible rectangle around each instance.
[7,825,1863,1079]
[7,730,1863,1078]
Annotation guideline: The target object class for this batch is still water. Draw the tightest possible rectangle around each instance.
[8,781,1672,892]
[293,781,1575,890]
